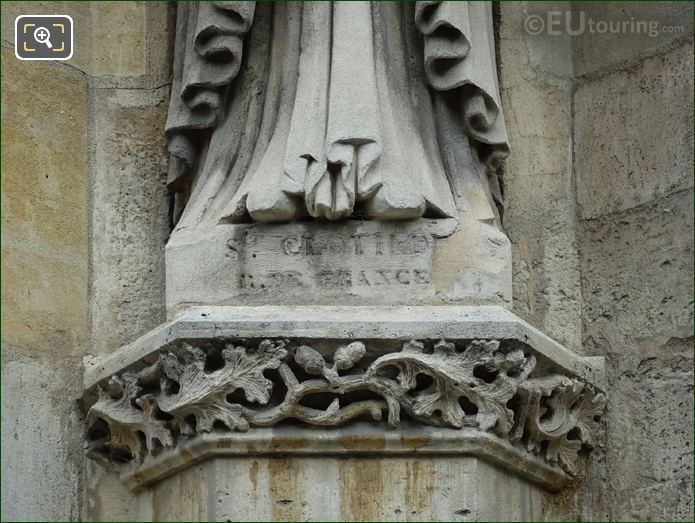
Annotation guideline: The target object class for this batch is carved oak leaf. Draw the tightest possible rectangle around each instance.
[546,436,582,475]
[87,375,172,461]
[544,383,606,475]
[519,377,606,475]
[520,378,562,454]
[223,340,288,403]
[541,381,587,437]
[368,340,532,433]
[573,387,606,448]
[472,377,516,433]
[441,340,534,434]
[368,340,472,428]
[157,340,288,433]
[540,380,586,475]
[413,373,468,427]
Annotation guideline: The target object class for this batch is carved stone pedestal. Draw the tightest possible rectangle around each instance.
[80,2,611,519]
[82,306,605,521]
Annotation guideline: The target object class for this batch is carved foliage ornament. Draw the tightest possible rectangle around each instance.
[87,339,605,475]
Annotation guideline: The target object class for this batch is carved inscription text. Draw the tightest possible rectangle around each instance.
[280,232,432,257]
[229,227,443,293]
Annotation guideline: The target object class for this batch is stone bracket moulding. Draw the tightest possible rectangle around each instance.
[81,306,606,492]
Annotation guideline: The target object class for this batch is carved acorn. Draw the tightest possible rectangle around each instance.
[333,341,366,371]
[294,346,327,375]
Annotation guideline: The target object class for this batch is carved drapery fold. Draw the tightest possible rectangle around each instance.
[165,1,256,189]
[87,338,604,476]
[415,1,510,174]
[164,1,511,226]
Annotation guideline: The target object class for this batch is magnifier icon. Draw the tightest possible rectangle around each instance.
[33,26,53,49]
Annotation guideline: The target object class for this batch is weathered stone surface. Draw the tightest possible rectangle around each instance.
[498,2,583,352]
[83,306,605,389]
[572,18,694,519]
[89,87,169,356]
[578,190,693,520]
[0,43,89,521]
[573,2,694,77]
[575,42,694,220]
[89,3,146,77]
[123,425,571,490]
[605,341,693,520]
[83,460,141,522]
[0,2,90,72]
[1,2,173,520]
[89,2,174,87]
[166,218,512,311]
[0,2,174,88]
[497,6,694,520]
[144,455,544,521]
[1,351,83,521]
[1,48,89,355]
[580,190,693,345]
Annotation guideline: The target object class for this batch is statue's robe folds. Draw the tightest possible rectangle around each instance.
[165,1,509,229]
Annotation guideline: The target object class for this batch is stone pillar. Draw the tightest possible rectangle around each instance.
[142,456,545,521]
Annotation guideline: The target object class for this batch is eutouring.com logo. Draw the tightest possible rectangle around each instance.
[524,11,686,38]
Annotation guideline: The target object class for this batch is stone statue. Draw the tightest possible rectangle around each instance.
[165,1,509,229]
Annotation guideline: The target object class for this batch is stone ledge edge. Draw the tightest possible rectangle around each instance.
[120,424,570,492]
[83,305,605,393]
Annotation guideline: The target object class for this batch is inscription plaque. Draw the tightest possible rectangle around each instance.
[231,223,452,293]
[167,219,461,309]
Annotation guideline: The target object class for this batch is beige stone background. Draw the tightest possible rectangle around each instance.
[1,2,173,520]
[1,1,693,521]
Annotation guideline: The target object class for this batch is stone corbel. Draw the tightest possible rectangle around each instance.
[81,306,605,492]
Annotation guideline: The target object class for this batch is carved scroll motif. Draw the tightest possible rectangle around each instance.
[87,339,605,475]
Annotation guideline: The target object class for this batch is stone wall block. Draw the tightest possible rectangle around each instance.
[573,2,694,77]
[499,2,582,351]
[89,87,170,356]
[1,353,84,521]
[575,42,694,220]
[1,48,89,356]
